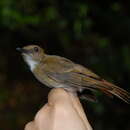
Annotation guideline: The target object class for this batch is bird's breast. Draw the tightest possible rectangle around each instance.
[32,67,61,88]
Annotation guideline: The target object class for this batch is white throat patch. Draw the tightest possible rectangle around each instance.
[23,55,38,71]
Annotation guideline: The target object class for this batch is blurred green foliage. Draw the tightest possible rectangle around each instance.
[0,0,130,130]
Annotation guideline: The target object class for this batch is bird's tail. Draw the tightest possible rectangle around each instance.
[97,80,130,104]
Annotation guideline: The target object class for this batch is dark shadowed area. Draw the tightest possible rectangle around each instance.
[0,0,130,130]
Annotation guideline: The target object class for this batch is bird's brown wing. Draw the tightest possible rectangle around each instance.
[43,56,111,91]
[43,56,102,89]
[43,56,82,87]
[43,56,130,103]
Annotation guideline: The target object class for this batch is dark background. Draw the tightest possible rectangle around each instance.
[0,0,130,130]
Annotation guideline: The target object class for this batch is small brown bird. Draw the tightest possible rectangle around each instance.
[17,45,130,103]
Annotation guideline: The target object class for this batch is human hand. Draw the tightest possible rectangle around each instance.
[25,88,92,130]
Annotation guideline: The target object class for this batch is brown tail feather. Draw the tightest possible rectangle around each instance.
[82,76,130,103]
[101,89,114,98]
[101,80,130,104]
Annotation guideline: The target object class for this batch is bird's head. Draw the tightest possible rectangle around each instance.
[17,45,45,70]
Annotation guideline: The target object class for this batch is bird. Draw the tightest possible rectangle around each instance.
[17,45,130,103]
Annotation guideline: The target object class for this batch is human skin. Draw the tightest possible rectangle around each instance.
[24,88,93,130]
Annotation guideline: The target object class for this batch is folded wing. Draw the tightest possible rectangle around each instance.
[43,56,130,103]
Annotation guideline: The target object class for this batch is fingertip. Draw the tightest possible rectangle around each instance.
[48,88,69,104]
[47,88,80,110]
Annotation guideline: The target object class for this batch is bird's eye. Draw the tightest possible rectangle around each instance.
[34,47,39,52]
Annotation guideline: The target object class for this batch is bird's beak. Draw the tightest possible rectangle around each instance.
[16,48,28,53]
